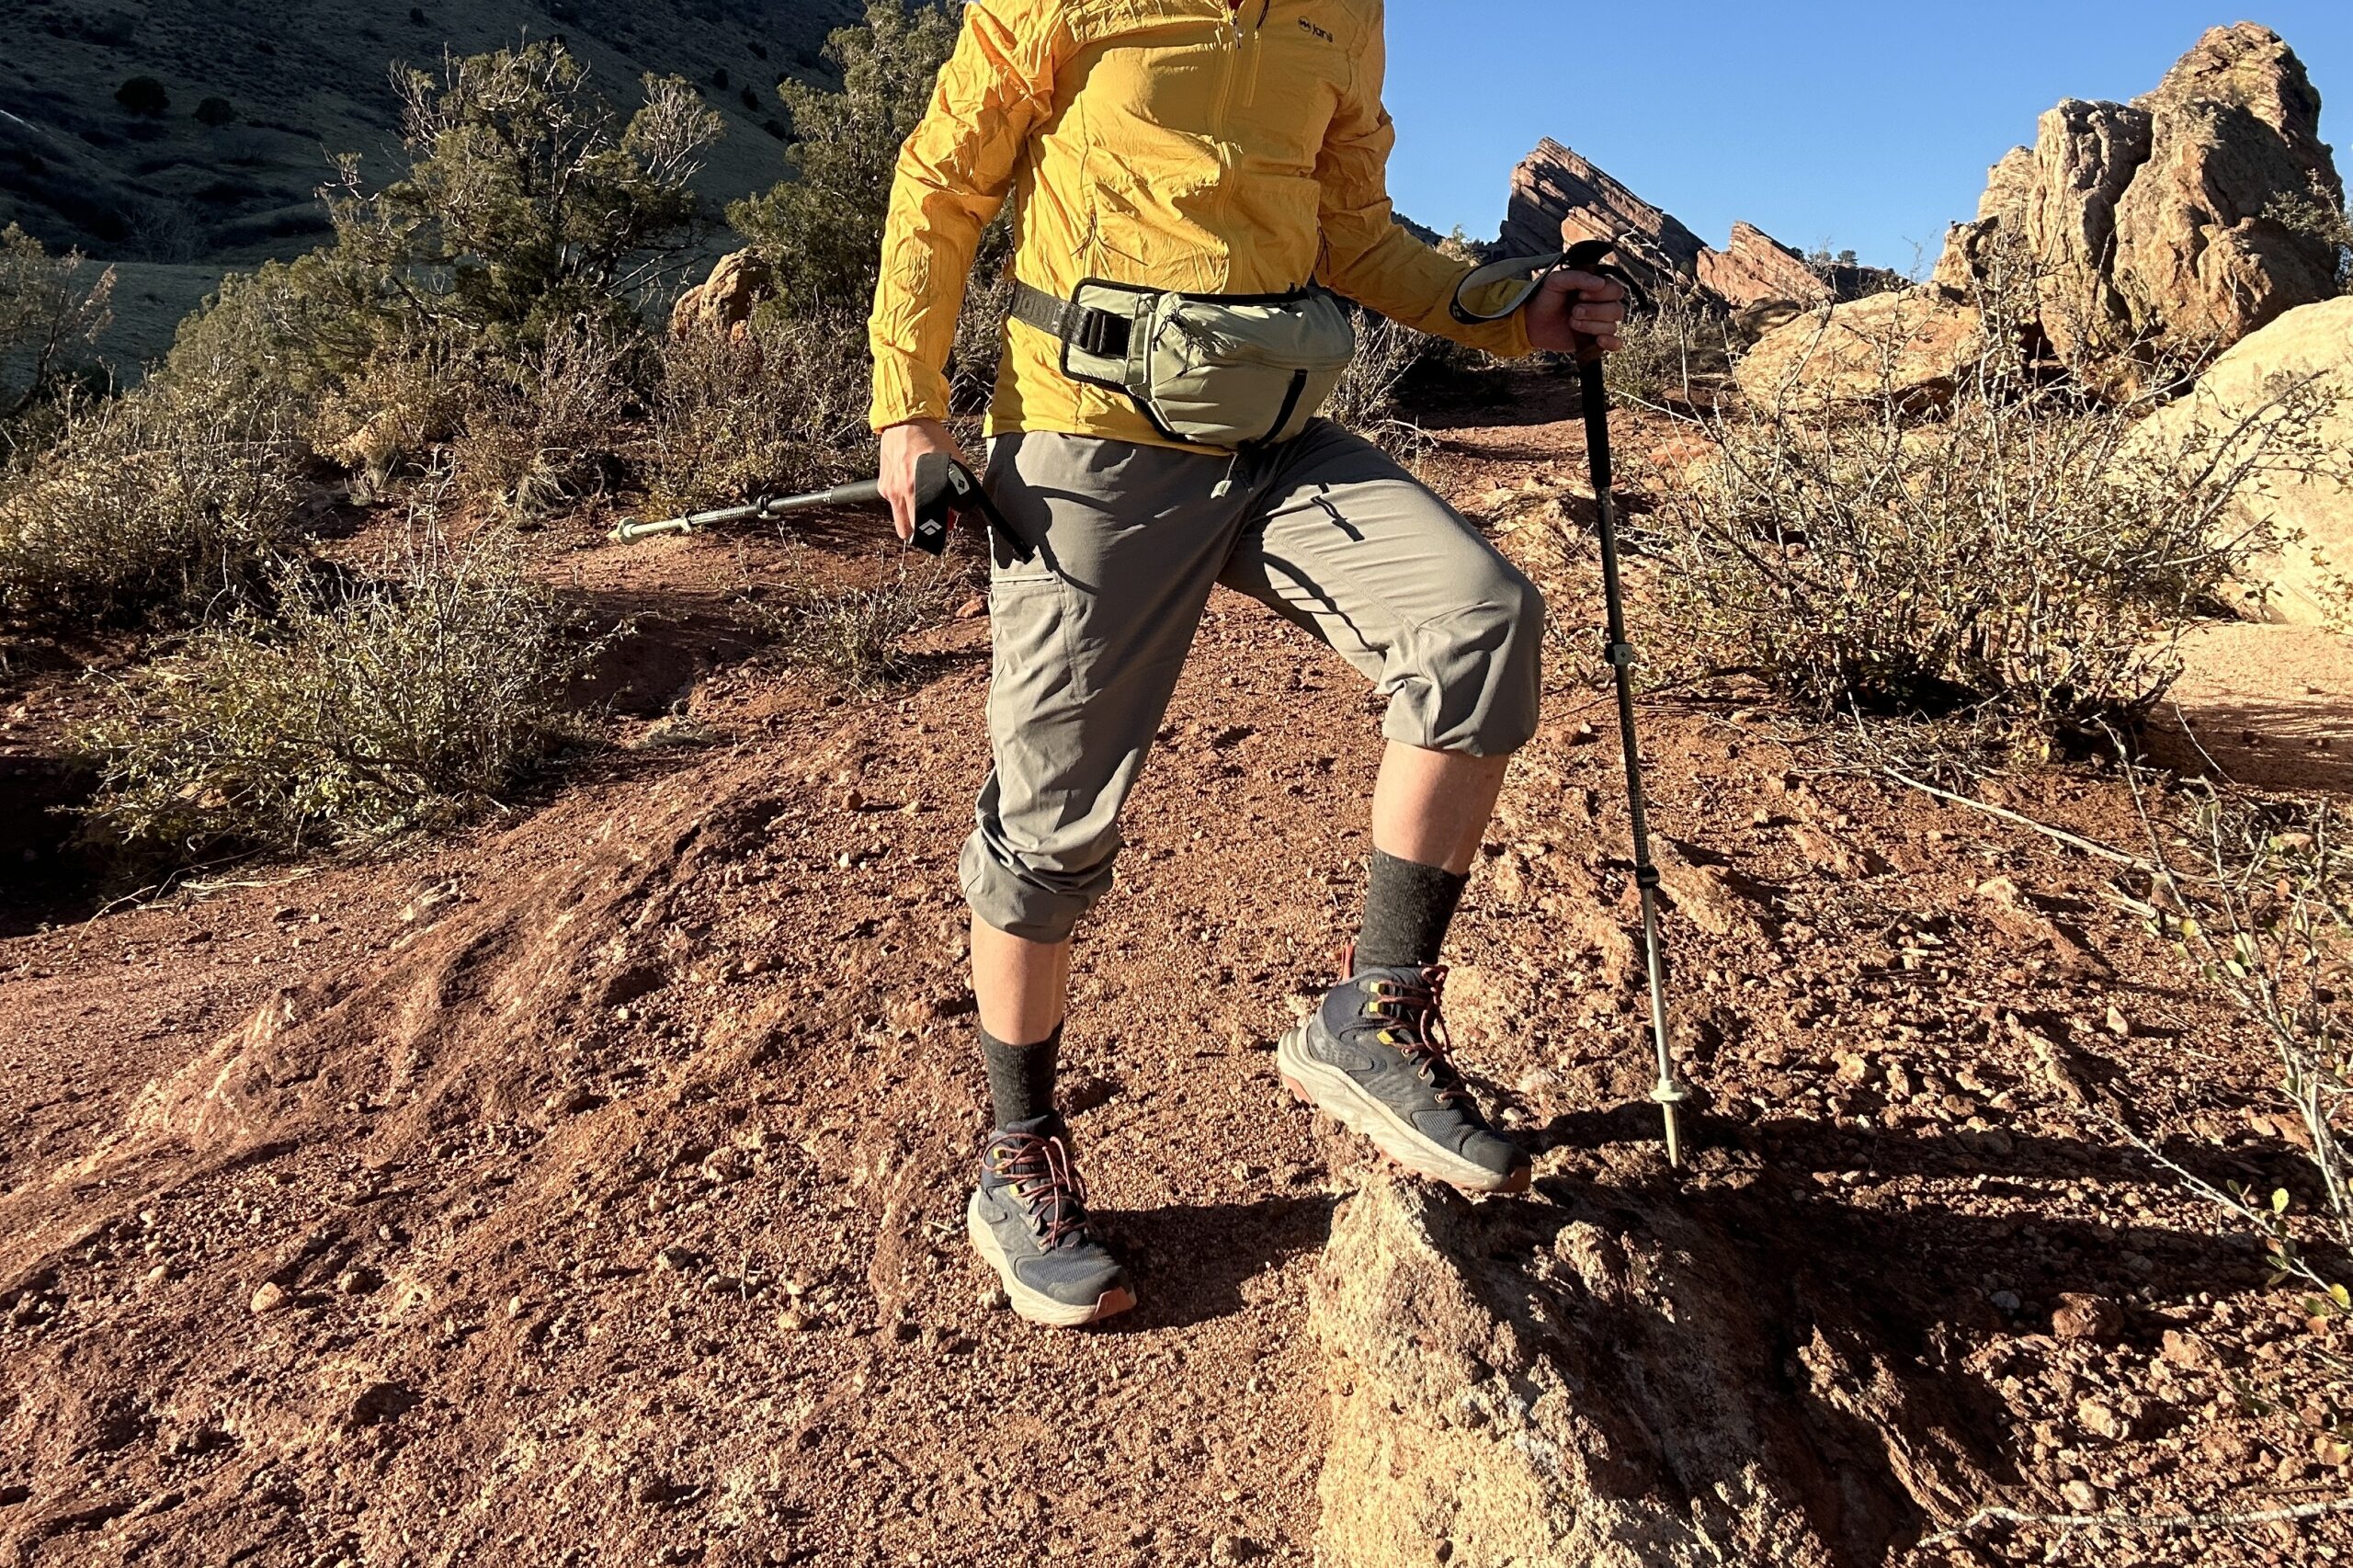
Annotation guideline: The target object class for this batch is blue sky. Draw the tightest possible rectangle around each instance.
[1380,4,2352,273]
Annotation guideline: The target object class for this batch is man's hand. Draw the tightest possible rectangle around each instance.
[1523,268,1629,358]
[879,418,966,544]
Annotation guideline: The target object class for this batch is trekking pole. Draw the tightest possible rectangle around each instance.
[608,451,1017,559]
[1565,238,1690,1167]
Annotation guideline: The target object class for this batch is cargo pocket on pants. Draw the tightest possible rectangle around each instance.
[986,570,1088,720]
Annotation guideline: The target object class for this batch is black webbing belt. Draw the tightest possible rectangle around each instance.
[1009,279,1133,360]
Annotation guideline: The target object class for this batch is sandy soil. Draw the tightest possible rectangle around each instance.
[2,384,2348,1566]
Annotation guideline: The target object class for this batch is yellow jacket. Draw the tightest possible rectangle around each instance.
[869,0,1535,448]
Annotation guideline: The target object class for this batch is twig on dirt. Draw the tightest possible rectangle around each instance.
[1880,766,2156,872]
[1920,1493,2353,1548]
[80,857,317,923]
[2099,1108,2346,1300]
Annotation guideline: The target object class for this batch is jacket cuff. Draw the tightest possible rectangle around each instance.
[869,351,951,432]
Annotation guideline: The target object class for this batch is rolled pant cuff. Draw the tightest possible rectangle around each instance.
[960,831,1104,946]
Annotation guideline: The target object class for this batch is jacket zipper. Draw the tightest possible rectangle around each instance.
[1239,1,1267,108]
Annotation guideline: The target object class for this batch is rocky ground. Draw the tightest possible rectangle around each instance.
[2,379,2348,1566]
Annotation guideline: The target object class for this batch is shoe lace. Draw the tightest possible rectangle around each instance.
[987,1132,1093,1249]
[1358,964,1471,1108]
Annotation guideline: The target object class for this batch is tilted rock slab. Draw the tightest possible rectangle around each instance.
[1310,1177,1999,1567]
[1501,141,1835,312]
[1935,23,2343,381]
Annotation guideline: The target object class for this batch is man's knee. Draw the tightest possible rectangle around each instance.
[1383,564,1545,756]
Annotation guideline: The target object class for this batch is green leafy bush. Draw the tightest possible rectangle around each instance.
[728,1,964,315]
[114,76,169,117]
[74,513,583,855]
[327,39,722,350]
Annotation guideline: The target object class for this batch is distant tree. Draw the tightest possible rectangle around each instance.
[727,1,963,315]
[0,224,115,428]
[409,6,427,23]
[712,67,731,90]
[194,96,237,127]
[324,39,723,347]
[114,76,169,117]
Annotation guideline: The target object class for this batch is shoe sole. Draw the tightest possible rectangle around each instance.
[965,1192,1137,1329]
[1277,1026,1531,1196]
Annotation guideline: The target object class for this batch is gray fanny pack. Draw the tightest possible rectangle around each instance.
[1011,278,1358,451]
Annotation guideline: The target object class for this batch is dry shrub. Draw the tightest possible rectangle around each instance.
[450,318,641,517]
[1604,279,1737,410]
[74,494,583,856]
[0,391,303,628]
[751,552,962,694]
[2128,780,2351,1316]
[949,272,1014,414]
[1324,309,1433,460]
[310,331,483,503]
[1639,314,2334,743]
[644,311,873,515]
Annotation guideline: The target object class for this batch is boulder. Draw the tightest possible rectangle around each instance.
[668,250,772,343]
[1934,24,2343,382]
[1733,286,1986,412]
[2130,295,2353,625]
[2113,23,2344,350]
[1310,1178,1998,1567]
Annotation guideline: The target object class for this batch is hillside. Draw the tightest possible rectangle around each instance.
[3,387,2348,1564]
[1,0,860,364]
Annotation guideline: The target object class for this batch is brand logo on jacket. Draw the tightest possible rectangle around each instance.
[1298,19,1335,42]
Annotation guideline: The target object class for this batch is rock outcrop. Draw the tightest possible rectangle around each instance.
[1310,1177,2001,1568]
[1733,286,1986,412]
[669,250,773,343]
[1935,24,2344,381]
[1501,141,1854,313]
[1503,139,1710,280]
[2130,295,2353,625]
[1696,221,1835,312]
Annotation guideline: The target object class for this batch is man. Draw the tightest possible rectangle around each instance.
[870,0,1626,1327]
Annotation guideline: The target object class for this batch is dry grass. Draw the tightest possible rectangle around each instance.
[747,551,965,695]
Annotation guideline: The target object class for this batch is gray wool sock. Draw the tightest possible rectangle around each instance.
[1354,848,1469,971]
[981,1022,1062,1129]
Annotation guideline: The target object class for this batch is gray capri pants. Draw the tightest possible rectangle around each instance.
[963,418,1544,943]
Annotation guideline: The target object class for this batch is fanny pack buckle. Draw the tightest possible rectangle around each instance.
[1071,308,1131,360]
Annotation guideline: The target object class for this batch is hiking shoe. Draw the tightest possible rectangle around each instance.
[967,1113,1136,1328]
[1278,962,1531,1194]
